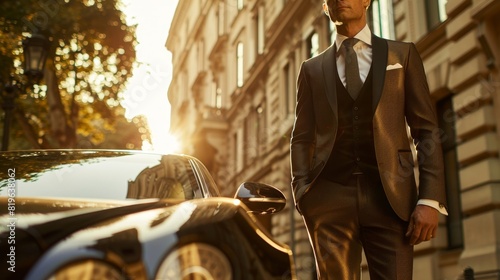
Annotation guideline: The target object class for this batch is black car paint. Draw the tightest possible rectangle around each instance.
[0,150,295,280]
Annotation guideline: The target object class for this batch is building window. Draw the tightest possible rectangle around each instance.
[425,0,448,30]
[245,107,259,162]
[233,132,238,173]
[211,81,222,109]
[256,104,266,155]
[436,95,463,249]
[280,0,289,10]
[368,0,395,39]
[215,87,222,109]
[256,5,265,55]
[236,0,243,11]
[235,127,244,172]
[328,19,336,46]
[308,32,320,58]
[283,63,290,117]
[438,0,447,22]
[236,42,244,87]
[217,1,225,36]
[282,62,294,116]
[197,39,205,72]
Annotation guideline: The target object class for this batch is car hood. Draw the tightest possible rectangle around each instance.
[0,197,180,248]
[17,198,244,280]
[0,196,183,279]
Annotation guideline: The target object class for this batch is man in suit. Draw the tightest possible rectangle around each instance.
[290,0,448,278]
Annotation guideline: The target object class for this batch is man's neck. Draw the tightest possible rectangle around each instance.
[336,21,366,38]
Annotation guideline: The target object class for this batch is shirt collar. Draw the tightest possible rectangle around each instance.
[335,25,372,52]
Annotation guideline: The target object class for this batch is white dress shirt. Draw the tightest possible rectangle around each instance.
[335,25,373,88]
[334,25,448,216]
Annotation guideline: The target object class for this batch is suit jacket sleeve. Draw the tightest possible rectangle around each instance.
[404,43,447,207]
[290,61,316,204]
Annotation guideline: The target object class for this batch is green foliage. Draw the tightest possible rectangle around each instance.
[0,0,149,149]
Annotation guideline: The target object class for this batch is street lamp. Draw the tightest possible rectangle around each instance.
[1,32,50,151]
[22,32,51,83]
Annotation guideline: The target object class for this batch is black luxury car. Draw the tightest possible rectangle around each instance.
[0,150,296,280]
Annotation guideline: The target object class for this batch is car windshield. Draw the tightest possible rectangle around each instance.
[0,151,206,201]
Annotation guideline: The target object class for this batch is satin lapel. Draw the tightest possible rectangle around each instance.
[371,35,388,112]
[322,45,338,119]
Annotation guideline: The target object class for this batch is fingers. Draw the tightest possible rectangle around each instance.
[407,205,439,245]
[405,218,414,237]
[428,227,437,240]
[408,223,432,245]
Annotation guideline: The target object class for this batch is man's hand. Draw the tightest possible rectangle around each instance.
[405,205,439,245]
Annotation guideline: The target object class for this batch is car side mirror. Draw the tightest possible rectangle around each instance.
[234,182,286,214]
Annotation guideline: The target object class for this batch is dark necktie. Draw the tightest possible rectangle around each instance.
[343,38,362,99]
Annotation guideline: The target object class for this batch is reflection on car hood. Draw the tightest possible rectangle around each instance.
[20,198,244,280]
[0,150,219,201]
[1,197,243,280]
[0,197,179,249]
[0,197,172,233]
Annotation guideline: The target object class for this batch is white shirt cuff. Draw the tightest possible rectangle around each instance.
[417,199,448,215]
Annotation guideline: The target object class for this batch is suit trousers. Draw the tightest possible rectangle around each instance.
[299,174,413,280]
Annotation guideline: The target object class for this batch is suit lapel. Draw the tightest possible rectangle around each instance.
[322,45,338,118]
[322,36,388,117]
[371,35,388,111]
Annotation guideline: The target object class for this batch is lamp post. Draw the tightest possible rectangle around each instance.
[1,84,17,151]
[22,33,50,84]
[1,32,50,151]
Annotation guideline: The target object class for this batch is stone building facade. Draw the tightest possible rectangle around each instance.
[166,0,500,279]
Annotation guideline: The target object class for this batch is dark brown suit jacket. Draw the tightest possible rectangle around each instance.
[290,35,447,221]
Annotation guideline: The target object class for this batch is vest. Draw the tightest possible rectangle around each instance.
[319,67,380,184]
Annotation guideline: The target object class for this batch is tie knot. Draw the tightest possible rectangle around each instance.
[343,38,359,49]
